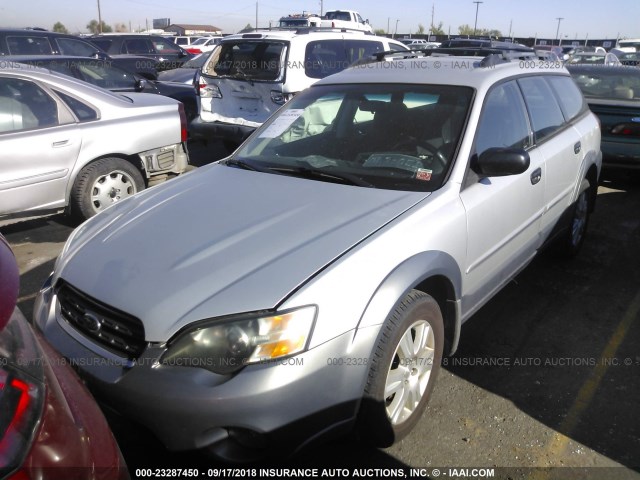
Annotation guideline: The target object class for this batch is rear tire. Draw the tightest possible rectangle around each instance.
[70,157,145,221]
[557,178,591,258]
[358,290,444,447]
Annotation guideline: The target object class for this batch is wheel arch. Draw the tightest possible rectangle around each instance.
[355,251,462,357]
[66,153,147,204]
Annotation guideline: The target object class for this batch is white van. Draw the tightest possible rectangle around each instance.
[190,29,409,148]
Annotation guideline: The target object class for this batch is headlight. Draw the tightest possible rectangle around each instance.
[161,306,316,374]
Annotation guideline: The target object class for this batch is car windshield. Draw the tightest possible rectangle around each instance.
[230,83,473,192]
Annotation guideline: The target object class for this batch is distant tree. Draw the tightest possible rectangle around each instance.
[239,23,253,32]
[114,22,128,33]
[417,23,425,35]
[373,28,386,35]
[458,23,501,37]
[430,21,445,35]
[86,19,113,34]
[52,22,69,34]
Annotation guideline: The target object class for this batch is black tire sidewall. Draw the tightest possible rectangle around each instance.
[359,290,444,447]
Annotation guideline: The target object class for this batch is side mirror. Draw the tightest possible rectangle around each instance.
[0,236,19,331]
[135,78,148,92]
[473,147,530,177]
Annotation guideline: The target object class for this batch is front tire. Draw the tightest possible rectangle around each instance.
[359,290,444,447]
[70,157,145,221]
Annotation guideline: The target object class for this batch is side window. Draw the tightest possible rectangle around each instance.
[475,81,530,157]
[546,76,586,121]
[56,38,100,56]
[518,76,566,142]
[305,40,383,79]
[89,38,112,52]
[152,38,181,54]
[54,91,98,122]
[124,38,154,54]
[6,35,53,55]
[76,62,136,89]
[0,78,58,132]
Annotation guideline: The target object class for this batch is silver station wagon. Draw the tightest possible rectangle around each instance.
[35,53,601,460]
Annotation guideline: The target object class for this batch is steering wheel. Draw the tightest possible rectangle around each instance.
[392,137,448,171]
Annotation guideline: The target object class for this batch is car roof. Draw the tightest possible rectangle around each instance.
[0,64,132,103]
[315,55,570,92]
[221,29,384,42]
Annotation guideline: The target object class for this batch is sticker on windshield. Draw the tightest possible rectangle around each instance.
[416,168,432,181]
[259,109,305,138]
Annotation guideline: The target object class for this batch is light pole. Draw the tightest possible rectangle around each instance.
[394,19,399,38]
[473,1,483,36]
[555,17,564,46]
[97,0,102,33]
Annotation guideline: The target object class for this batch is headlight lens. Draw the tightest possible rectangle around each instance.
[161,306,316,374]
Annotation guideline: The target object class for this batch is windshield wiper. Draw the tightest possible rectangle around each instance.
[221,159,266,172]
[268,166,374,188]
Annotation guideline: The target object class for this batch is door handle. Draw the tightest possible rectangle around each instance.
[52,140,69,147]
[574,141,581,154]
[530,167,542,185]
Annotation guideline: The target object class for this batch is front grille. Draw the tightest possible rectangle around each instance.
[55,281,146,359]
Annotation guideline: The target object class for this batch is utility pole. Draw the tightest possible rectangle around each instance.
[508,19,512,39]
[387,17,390,35]
[473,1,483,36]
[394,19,399,39]
[430,3,434,35]
[256,2,258,29]
[320,0,323,16]
[97,0,103,33]
[555,17,564,46]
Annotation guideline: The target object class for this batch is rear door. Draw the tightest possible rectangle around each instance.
[0,76,81,217]
[460,80,545,315]
[518,76,584,238]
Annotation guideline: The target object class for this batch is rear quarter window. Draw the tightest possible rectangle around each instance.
[546,75,586,121]
[518,76,566,142]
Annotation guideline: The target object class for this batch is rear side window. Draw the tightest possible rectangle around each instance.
[546,76,586,121]
[54,91,98,121]
[305,39,384,79]
[90,38,113,52]
[518,76,565,142]
[6,35,53,55]
[56,38,100,56]
[123,38,154,55]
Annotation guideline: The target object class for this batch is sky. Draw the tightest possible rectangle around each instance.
[1,0,638,40]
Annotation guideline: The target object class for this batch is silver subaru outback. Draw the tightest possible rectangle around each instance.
[35,53,601,460]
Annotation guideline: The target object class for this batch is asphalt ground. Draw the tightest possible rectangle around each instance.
[2,143,638,480]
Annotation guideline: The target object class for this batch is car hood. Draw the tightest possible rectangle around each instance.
[56,164,429,341]
[157,68,197,84]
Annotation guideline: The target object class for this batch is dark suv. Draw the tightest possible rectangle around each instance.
[0,28,160,79]
[88,34,193,71]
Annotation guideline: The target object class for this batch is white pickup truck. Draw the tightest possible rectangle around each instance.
[321,10,372,32]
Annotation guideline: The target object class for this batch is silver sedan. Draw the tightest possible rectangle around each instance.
[0,64,190,223]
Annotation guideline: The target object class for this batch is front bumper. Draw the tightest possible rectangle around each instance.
[139,142,190,178]
[33,281,376,453]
